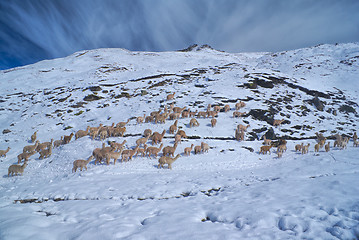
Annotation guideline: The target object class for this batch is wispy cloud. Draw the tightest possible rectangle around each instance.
[1,0,358,69]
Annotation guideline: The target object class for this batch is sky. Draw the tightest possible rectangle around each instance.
[0,0,359,70]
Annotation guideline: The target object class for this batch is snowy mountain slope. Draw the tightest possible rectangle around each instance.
[0,43,359,239]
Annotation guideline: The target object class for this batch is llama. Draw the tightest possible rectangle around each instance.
[211,118,217,127]
[167,92,176,101]
[189,118,199,127]
[63,133,74,144]
[72,156,94,172]
[146,144,164,159]
[0,147,11,157]
[158,154,180,170]
[8,161,28,176]
[263,136,272,146]
[273,119,285,127]
[31,131,38,143]
[169,120,178,134]
[17,151,36,163]
[184,144,194,156]
[259,145,272,154]
[162,142,178,157]
[295,143,303,152]
[75,126,90,140]
[301,144,310,154]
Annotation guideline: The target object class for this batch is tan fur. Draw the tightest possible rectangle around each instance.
[184,144,194,156]
[259,145,272,154]
[334,139,341,148]
[189,118,199,127]
[353,132,358,142]
[301,144,310,154]
[235,101,246,110]
[353,140,359,147]
[72,156,94,172]
[201,142,209,153]
[235,129,245,141]
[169,120,178,134]
[233,111,246,118]
[341,141,347,149]
[314,143,320,152]
[112,127,126,137]
[318,139,326,148]
[151,130,166,145]
[273,119,285,127]
[213,106,221,112]
[167,92,176,101]
[237,124,250,132]
[136,136,150,146]
[197,111,207,118]
[39,145,53,159]
[325,142,330,152]
[63,133,74,144]
[89,124,102,139]
[17,150,36,163]
[207,110,218,118]
[75,126,90,140]
[263,136,272,146]
[116,119,130,128]
[53,137,63,148]
[146,144,163,158]
[189,110,197,117]
[31,131,37,143]
[223,104,230,112]
[295,143,303,152]
[109,140,127,151]
[194,145,202,154]
[150,110,162,117]
[162,142,178,157]
[277,151,283,158]
[158,154,180,170]
[173,106,186,113]
[0,147,11,157]
[136,144,147,157]
[177,130,187,139]
[8,161,28,176]
[155,113,169,124]
[211,118,217,127]
[98,129,108,140]
[182,110,190,118]
[121,146,139,161]
[137,114,146,124]
[175,134,182,144]
[315,132,326,142]
[169,112,181,120]
[145,116,154,123]
[143,129,152,138]
[93,143,114,165]
[277,144,287,153]
[36,139,54,152]
[105,148,124,165]
[23,141,39,153]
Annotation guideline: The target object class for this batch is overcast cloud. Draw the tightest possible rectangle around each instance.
[0,0,358,69]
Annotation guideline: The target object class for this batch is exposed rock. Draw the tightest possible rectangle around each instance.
[88,86,102,92]
[2,129,11,134]
[264,127,276,140]
[248,109,273,124]
[312,96,325,111]
[84,94,103,101]
[339,105,356,114]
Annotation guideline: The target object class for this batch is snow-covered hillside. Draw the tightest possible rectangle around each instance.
[0,43,358,239]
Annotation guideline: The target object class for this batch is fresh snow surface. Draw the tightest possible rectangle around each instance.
[0,43,359,239]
